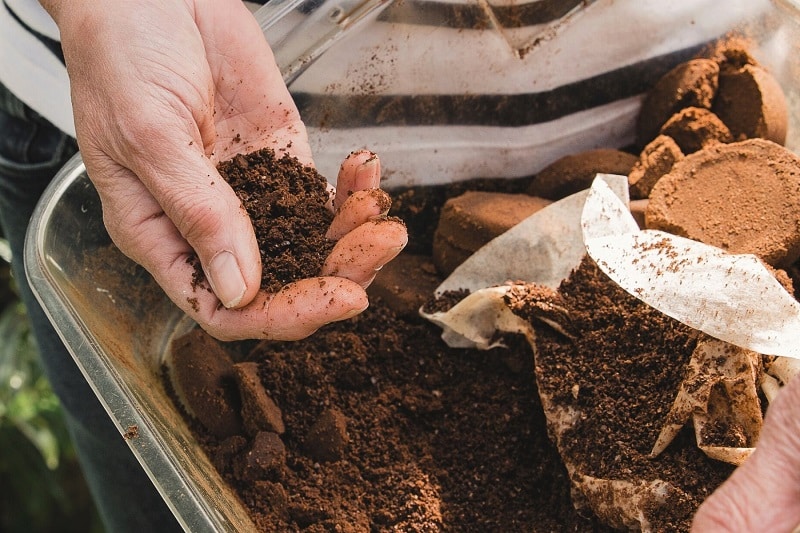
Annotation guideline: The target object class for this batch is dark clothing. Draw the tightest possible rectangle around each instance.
[0,81,182,532]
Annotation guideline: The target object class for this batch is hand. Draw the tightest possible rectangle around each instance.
[42,0,407,340]
[692,373,800,532]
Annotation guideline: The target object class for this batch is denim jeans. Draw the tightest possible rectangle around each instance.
[0,82,182,532]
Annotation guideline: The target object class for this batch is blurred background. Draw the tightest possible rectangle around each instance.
[0,227,102,533]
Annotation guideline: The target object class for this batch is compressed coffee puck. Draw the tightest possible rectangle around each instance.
[528,149,638,200]
[712,63,788,145]
[645,139,800,267]
[167,328,243,438]
[636,58,720,147]
[658,107,732,154]
[628,135,684,200]
[432,191,551,276]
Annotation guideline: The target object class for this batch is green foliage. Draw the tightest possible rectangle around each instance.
[0,300,62,467]
[0,250,103,532]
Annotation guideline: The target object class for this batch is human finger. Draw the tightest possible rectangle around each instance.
[333,150,381,211]
[200,277,369,341]
[692,375,800,532]
[321,219,408,287]
[327,189,392,240]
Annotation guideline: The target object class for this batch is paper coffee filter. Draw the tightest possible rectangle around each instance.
[423,286,535,350]
[651,338,763,466]
[527,366,683,532]
[581,179,800,360]
[422,173,629,342]
[575,475,684,532]
[421,175,800,530]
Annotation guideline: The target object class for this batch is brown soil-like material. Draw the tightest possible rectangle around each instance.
[506,257,739,531]
[645,138,800,268]
[197,148,335,294]
[527,149,638,200]
[167,181,623,531]
[163,36,790,533]
[172,300,615,532]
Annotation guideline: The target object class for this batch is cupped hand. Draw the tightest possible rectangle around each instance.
[692,373,800,532]
[44,0,406,340]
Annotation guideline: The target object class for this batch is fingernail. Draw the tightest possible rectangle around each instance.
[355,157,380,189]
[205,251,247,308]
[376,245,406,269]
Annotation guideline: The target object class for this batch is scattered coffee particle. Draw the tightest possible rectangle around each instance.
[123,425,139,440]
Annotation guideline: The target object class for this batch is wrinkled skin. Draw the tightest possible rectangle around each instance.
[692,374,800,532]
[41,0,407,340]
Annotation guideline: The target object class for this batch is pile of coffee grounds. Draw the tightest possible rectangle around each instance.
[168,176,622,530]
[179,302,614,532]
[169,170,753,531]
[506,257,740,531]
[168,36,783,531]
[206,148,335,293]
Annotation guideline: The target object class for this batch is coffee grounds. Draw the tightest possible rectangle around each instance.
[166,35,783,531]
[645,139,800,268]
[508,257,739,531]
[184,301,615,532]
[206,148,335,293]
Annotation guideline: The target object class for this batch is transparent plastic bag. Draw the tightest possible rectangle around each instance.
[257,0,798,187]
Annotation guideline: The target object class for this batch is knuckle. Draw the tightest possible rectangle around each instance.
[169,192,230,244]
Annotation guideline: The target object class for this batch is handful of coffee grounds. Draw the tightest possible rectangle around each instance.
[216,148,336,293]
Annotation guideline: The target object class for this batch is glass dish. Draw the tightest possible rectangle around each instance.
[25,0,800,530]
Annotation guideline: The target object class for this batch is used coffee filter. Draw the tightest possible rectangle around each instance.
[422,176,800,531]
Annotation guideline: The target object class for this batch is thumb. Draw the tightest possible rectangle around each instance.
[692,374,800,532]
[96,152,262,310]
[155,156,262,309]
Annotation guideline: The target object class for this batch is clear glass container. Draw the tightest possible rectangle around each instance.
[25,0,800,530]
